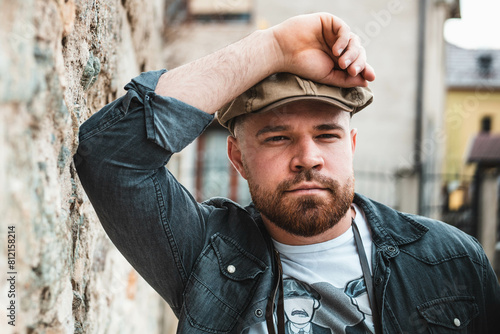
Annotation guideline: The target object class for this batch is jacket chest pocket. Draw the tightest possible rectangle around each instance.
[417,296,479,333]
[183,233,267,333]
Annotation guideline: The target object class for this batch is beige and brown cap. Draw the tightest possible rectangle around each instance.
[217,72,374,134]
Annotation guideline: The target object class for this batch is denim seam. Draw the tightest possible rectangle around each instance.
[151,173,188,284]
[469,238,486,268]
[183,272,240,333]
[417,296,478,328]
[247,296,271,308]
[400,249,470,265]
[481,253,488,322]
[144,93,157,145]
[470,256,482,267]
[79,104,127,142]
[383,296,403,333]
[211,233,267,279]
[183,240,263,333]
[203,197,250,215]
[133,81,155,93]
[184,274,239,333]
[130,69,167,93]
[354,194,394,247]
[353,194,429,248]
[395,213,428,242]
[192,273,240,315]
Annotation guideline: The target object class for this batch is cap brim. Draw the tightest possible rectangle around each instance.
[257,96,355,114]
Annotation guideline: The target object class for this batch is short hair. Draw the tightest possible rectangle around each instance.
[283,278,321,300]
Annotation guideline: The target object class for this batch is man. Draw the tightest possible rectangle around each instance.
[282,278,330,334]
[74,13,500,333]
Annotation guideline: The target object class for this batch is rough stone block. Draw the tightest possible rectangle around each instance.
[0,0,178,333]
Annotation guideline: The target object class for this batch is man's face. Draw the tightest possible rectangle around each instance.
[227,100,357,238]
[283,297,318,325]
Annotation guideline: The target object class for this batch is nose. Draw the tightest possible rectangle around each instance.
[290,137,324,172]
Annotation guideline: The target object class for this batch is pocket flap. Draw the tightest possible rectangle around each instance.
[417,296,479,329]
[210,233,267,281]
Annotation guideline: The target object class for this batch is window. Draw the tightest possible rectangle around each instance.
[477,54,493,78]
[481,116,492,133]
[195,128,251,204]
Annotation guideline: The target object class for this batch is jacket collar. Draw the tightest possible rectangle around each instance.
[353,193,428,248]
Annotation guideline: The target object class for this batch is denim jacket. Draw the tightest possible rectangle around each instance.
[75,70,500,333]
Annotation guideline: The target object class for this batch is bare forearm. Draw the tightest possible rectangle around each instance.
[154,13,375,114]
[155,29,280,114]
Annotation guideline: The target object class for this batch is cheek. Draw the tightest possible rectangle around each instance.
[324,146,353,171]
[242,150,289,189]
[243,145,288,172]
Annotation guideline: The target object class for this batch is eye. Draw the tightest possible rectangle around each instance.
[316,133,340,139]
[264,135,289,142]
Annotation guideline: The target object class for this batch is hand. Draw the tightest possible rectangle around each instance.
[271,13,375,87]
[156,12,375,114]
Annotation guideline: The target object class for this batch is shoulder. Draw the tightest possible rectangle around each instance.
[202,197,255,221]
[202,197,263,222]
[354,193,486,265]
[403,212,485,260]
[201,197,271,255]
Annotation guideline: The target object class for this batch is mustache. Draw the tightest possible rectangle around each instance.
[277,169,338,193]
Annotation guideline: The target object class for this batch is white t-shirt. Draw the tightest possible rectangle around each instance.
[246,204,374,334]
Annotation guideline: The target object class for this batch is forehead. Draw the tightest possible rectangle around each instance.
[238,100,350,135]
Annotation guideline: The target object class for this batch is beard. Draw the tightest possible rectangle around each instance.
[246,168,355,237]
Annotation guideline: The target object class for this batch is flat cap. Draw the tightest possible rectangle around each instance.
[217,72,373,134]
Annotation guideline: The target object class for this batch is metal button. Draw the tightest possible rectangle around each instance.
[227,265,236,274]
[375,277,383,285]
[454,318,461,327]
[387,246,397,253]
[255,309,263,317]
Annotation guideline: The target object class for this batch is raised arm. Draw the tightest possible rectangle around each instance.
[75,12,375,319]
[155,12,375,114]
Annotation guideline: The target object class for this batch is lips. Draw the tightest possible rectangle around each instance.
[285,183,329,193]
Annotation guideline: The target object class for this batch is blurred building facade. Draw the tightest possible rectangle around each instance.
[443,42,500,274]
[165,0,460,221]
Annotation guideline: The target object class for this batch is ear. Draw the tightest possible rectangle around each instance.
[350,128,357,156]
[227,136,248,180]
[313,299,320,309]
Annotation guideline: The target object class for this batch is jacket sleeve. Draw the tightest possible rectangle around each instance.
[480,246,500,333]
[74,70,215,315]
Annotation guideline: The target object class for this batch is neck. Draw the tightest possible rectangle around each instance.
[263,206,356,246]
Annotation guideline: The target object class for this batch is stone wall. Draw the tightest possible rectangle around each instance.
[0,0,177,332]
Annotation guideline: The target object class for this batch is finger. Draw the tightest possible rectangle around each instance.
[361,63,376,82]
[342,75,369,87]
[322,69,368,88]
[340,72,369,87]
[338,33,362,71]
[325,15,351,57]
[346,47,366,77]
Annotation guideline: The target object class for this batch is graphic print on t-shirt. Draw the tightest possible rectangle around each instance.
[282,278,331,334]
[283,277,373,334]
[244,204,374,334]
